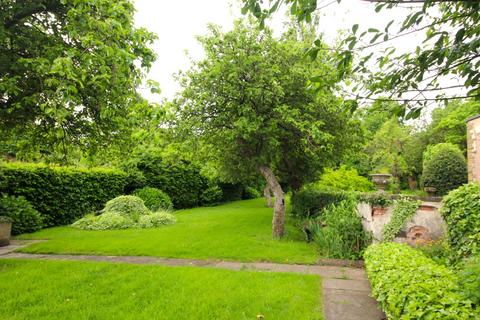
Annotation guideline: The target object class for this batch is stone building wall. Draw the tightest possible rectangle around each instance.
[357,200,446,245]
[466,114,480,182]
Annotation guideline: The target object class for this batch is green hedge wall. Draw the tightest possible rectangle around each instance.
[0,162,128,227]
[365,243,478,319]
[291,187,351,218]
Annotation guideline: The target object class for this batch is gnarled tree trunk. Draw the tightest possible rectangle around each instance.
[259,165,285,238]
[263,185,273,208]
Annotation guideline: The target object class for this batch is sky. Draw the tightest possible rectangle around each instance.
[133,0,460,116]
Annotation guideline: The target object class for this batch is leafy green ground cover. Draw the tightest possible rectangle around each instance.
[0,259,322,320]
[17,199,318,264]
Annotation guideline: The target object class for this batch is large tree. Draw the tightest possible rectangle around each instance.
[176,21,353,237]
[0,0,156,162]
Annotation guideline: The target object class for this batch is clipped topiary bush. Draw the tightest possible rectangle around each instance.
[422,143,467,195]
[133,187,172,211]
[137,211,176,228]
[101,195,150,221]
[441,183,480,261]
[0,194,43,235]
[291,187,351,219]
[365,242,477,319]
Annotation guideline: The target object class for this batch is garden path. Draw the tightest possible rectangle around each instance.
[1,240,385,320]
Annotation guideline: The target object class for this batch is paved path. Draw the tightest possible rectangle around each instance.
[0,241,385,320]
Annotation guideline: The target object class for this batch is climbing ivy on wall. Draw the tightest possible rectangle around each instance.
[382,198,421,242]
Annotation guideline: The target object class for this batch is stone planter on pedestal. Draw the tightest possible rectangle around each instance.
[370,174,392,192]
[0,216,12,247]
[424,186,437,197]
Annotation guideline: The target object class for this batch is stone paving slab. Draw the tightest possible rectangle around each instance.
[0,240,44,255]
[323,288,385,320]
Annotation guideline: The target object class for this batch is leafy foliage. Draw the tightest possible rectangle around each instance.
[0,162,128,226]
[243,186,261,199]
[0,195,43,235]
[458,255,480,308]
[291,187,351,219]
[365,243,478,320]
[101,195,150,222]
[0,0,157,160]
[316,166,374,192]
[382,198,420,242]
[441,183,480,261]
[137,211,176,228]
[422,143,467,195]
[200,185,223,206]
[72,213,134,231]
[133,187,172,211]
[0,216,12,224]
[311,198,372,260]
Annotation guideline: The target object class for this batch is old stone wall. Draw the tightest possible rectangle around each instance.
[357,200,446,245]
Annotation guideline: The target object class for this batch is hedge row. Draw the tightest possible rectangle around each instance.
[0,162,128,226]
[365,242,478,319]
[291,187,352,218]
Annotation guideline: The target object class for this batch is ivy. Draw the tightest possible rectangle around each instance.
[382,197,420,242]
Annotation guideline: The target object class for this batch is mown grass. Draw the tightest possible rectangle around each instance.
[18,199,318,264]
[0,259,323,320]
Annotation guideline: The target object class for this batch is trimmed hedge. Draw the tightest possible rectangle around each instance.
[365,243,477,319]
[291,187,351,218]
[0,162,128,227]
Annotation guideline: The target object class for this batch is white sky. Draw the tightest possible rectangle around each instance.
[133,0,462,117]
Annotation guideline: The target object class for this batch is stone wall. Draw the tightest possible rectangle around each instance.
[466,114,480,182]
[357,200,446,245]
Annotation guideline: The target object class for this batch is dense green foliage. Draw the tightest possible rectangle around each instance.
[101,195,150,221]
[422,143,467,195]
[0,195,43,235]
[72,212,134,231]
[365,243,477,319]
[0,216,12,223]
[291,187,350,219]
[316,166,374,192]
[200,185,223,206]
[441,183,480,261]
[19,199,318,264]
[382,198,420,242]
[458,255,480,308]
[137,211,177,228]
[0,162,127,226]
[0,259,322,319]
[311,198,371,260]
[0,0,156,161]
[133,187,173,211]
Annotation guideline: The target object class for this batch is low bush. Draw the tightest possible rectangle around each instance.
[133,187,172,211]
[458,255,480,308]
[422,143,467,195]
[381,198,420,242]
[291,187,351,219]
[101,195,150,221]
[0,162,128,226]
[200,185,223,205]
[316,166,374,192]
[441,183,480,261]
[0,195,43,235]
[137,211,176,228]
[310,198,371,260]
[72,213,134,231]
[242,186,261,199]
[365,242,477,319]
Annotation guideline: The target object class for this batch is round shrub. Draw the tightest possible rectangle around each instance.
[138,211,176,228]
[101,195,149,222]
[422,143,467,195]
[441,183,480,260]
[0,195,43,235]
[200,185,223,205]
[243,186,261,199]
[133,187,172,211]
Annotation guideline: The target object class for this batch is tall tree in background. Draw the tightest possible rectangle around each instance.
[0,0,156,162]
[176,21,353,237]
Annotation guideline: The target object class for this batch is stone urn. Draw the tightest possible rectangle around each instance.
[0,216,12,247]
[424,186,437,197]
[370,174,391,192]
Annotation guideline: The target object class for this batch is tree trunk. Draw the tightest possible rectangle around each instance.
[259,165,285,238]
[263,185,273,208]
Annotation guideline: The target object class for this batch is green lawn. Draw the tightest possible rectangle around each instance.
[0,259,322,320]
[17,199,319,264]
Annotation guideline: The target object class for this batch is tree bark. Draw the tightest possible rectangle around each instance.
[263,185,273,208]
[259,165,285,238]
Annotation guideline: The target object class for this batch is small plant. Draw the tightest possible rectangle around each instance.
[133,187,172,211]
[311,198,372,260]
[0,195,43,235]
[382,198,420,242]
[422,143,467,195]
[200,185,223,205]
[137,211,176,228]
[441,183,480,261]
[101,195,150,221]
